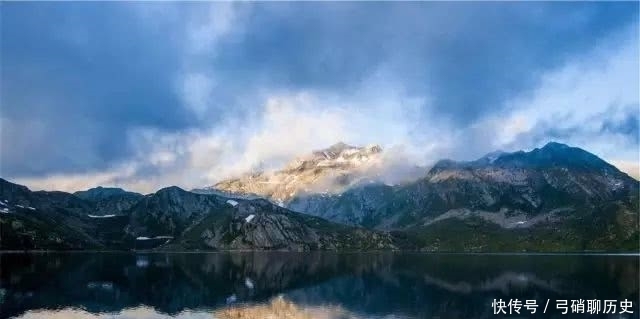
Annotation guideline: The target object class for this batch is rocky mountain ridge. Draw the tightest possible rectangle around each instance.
[0,178,394,251]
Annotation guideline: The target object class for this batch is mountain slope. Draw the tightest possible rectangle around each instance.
[74,186,143,217]
[0,178,102,249]
[379,142,637,228]
[126,186,228,238]
[174,197,395,251]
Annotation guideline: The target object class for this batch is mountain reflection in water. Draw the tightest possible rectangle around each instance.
[0,252,637,319]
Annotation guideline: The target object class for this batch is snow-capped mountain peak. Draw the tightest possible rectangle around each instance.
[198,143,386,202]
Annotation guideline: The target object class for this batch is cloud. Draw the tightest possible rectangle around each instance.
[206,2,638,124]
[14,165,138,194]
[2,2,638,191]
[0,2,195,177]
[179,73,216,117]
[11,76,434,193]
[186,2,240,54]
[475,22,639,165]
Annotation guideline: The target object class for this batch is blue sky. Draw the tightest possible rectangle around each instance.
[1,2,638,192]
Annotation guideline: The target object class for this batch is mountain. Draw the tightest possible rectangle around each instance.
[296,142,637,225]
[196,142,388,205]
[74,186,143,217]
[74,186,141,201]
[213,142,640,251]
[126,186,394,250]
[0,178,102,249]
[0,179,394,251]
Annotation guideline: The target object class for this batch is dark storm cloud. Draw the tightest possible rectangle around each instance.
[600,111,639,144]
[209,2,637,123]
[1,3,197,176]
[0,2,638,181]
[507,104,640,151]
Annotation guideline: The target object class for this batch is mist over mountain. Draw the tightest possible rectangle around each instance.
[0,142,637,252]
[212,142,637,217]
[209,141,639,251]
[194,142,424,204]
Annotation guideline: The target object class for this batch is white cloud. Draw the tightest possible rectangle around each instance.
[175,3,245,118]
[187,2,239,54]
[139,84,436,192]
[470,23,639,170]
[179,73,216,116]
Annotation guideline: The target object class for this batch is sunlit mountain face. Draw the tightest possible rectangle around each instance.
[2,252,638,319]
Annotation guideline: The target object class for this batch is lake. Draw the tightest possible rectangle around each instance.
[0,252,637,318]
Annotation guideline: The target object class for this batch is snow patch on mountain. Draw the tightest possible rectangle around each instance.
[136,236,173,241]
[226,199,239,207]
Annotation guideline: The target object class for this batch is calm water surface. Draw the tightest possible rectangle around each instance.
[0,252,637,318]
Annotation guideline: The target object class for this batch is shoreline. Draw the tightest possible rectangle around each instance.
[0,249,638,256]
